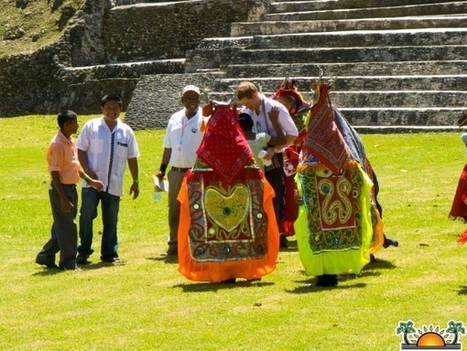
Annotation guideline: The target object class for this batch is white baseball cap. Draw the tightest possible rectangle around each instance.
[182,85,201,96]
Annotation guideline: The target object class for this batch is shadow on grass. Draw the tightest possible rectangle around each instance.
[458,285,467,295]
[174,280,274,293]
[32,267,62,276]
[32,261,126,275]
[286,281,366,294]
[77,261,126,270]
[146,255,178,264]
[363,258,397,270]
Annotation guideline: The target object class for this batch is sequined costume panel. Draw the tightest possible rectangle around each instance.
[186,174,268,262]
[299,165,363,254]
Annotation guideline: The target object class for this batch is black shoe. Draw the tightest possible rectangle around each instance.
[166,247,178,256]
[220,278,236,284]
[279,235,289,249]
[76,254,90,265]
[383,237,399,248]
[35,254,58,269]
[101,256,120,263]
[316,274,338,287]
[59,263,79,270]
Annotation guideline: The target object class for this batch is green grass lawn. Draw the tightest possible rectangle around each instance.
[0,115,465,351]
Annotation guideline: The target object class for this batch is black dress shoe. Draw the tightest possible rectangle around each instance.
[279,235,289,249]
[59,263,79,270]
[101,256,120,263]
[220,278,236,284]
[166,247,178,256]
[76,254,90,265]
[35,254,58,268]
[316,274,338,287]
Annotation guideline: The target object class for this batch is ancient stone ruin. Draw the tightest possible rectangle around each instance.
[0,0,466,132]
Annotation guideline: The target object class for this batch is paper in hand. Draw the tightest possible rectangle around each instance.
[152,175,169,192]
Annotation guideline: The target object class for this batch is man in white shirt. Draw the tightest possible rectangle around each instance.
[76,94,140,264]
[156,85,204,257]
[236,81,298,249]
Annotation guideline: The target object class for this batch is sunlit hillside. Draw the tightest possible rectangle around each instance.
[0,0,85,57]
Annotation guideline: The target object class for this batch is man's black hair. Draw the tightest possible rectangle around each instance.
[101,93,123,107]
[57,110,77,129]
[238,112,253,132]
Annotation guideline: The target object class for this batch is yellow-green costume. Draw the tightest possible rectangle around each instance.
[294,81,379,277]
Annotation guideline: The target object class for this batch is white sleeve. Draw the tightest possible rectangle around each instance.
[76,122,90,151]
[127,129,140,158]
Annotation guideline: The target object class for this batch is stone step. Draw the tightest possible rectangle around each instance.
[353,125,462,133]
[270,0,462,12]
[229,46,467,66]
[231,16,467,36]
[207,90,466,108]
[248,28,467,50]
[204,90,463,126]
[339,107,463,126]
[214,75,467,93]
[225,61,467,77]
[328,91,467,107]
[264,2,467,21]
[64,59,185,79]
[187,44,467,72]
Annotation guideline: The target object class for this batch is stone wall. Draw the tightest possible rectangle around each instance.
[124,72,225,130]
[0,0,269,117]
[0,0,112,116]
[103,0,268,62]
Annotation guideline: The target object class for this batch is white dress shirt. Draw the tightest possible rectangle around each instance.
[163,108,204,168]
[77,117,139,197]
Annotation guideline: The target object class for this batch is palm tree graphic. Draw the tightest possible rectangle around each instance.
[446,321,465,345]
[397,321,416,345]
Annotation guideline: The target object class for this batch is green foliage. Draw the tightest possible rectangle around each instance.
[0,0,86,57]
[0,115,465,350]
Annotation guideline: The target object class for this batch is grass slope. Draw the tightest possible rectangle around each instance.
[0,0,85,57]
[0,115,465,350]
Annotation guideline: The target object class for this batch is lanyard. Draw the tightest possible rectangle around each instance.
[178,118,187,151]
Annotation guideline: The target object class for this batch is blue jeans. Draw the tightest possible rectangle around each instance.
[78,187,120,259]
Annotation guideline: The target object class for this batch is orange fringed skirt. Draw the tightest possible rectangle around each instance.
[177,178,279,282]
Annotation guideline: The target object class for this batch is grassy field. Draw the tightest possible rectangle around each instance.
[0,115,465,350]
[0,0,85,57]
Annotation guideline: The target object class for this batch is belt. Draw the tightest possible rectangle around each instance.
[171,167,191,173]
[63,184,76,189]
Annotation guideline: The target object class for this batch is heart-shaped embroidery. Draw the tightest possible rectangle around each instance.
[204,184,250,233]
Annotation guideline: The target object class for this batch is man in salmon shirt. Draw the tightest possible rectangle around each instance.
[35,110,103,270]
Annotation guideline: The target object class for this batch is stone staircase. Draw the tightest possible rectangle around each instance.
[182,0,467,130]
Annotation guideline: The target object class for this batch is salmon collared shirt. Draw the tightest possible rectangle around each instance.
[47,130,80,185]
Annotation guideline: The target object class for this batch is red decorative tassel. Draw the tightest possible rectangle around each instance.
[457,229,467,245]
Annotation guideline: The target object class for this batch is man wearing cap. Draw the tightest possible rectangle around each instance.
[156,85,204,257]
[76,93,140,264]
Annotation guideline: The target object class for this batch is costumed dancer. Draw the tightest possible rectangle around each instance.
[294,79,383,287]
[449,111,467,245]
[272,78,308,238]
[332,106,397,254]
[177,101,279,283]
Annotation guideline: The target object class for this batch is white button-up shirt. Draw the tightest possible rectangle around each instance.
[163,108,204,168]
[77,117,139,197]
